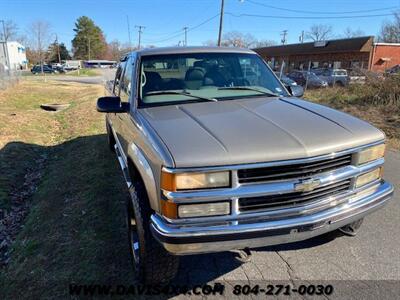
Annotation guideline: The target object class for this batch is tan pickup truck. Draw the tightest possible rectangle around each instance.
[97,47,394,285]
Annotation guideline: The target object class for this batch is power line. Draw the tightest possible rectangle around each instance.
[246,0,398,15]
[143,14,220,44]
[225,12,396,20]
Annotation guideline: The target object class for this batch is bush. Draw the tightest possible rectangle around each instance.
[350,75,400,106]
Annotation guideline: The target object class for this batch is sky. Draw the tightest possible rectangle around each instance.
[0,0,399,49]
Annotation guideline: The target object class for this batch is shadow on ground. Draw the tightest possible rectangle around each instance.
[0,135,340,298]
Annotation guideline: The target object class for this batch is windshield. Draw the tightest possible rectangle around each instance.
[138,53,287,107]
[305,72,319,80]
[334,70,347,76]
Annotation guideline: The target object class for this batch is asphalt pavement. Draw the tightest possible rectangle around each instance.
[29,68,116,85]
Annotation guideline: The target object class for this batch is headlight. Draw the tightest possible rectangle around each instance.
[178,202,230,218]
[353,144,385,165]
[355,168,382,188]
[161,170,230,191]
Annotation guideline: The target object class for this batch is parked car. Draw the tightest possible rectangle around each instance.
[386,64,400,75]
[51,63,62,69]
[53,65,65,73]
[63,60,81,71]
[97,47,393,285]
[313,68,349,86]
[287,70,328,88]
[31,65,56,74]
[274,72,297,87]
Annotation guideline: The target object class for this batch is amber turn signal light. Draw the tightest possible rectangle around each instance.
[160,200,178,219]
[161,171,176,192]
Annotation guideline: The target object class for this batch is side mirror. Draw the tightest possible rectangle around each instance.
[287,85,304,98]
[97,96,129,113]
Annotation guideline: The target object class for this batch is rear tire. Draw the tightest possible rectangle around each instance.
[126,179,179,285]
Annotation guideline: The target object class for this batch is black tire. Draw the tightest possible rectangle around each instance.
[126,179,179,285]
[106,122,115,152]
[333,81,344,87]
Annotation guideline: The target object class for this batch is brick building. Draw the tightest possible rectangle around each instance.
[370,43,400,72]
[253,36,400,73]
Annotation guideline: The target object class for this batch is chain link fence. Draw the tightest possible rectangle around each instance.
[0,69,21,90]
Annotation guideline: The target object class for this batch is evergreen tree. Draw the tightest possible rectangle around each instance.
[71,16,107,59]
[47,42,71,63]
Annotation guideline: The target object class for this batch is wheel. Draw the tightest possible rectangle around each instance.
[126,179,179,285]
[106,122,115,152]
[338,218,364,236]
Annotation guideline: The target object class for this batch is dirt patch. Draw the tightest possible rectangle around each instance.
[0,153,47,267]
[40,103,70,112]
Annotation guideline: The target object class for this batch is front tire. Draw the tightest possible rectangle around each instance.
[127,180,179,285]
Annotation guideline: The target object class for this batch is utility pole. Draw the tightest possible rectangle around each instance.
[217,0,225,46]
[183,27,188,46]
[135,25,145,49]
[55,34,61,63]
[281,30,288,45]
[299,30,304,43]
[127,15,132,50]
[0,20,11,73]
[87,36,91,60]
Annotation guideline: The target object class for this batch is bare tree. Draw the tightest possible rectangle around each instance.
[254,39,276,48]
[379,11,400,43]
[305,24,333,41]
[221,31,258,48]
[202,39,217,46]
[27,21,51,68]
[343,27,365,38]
[106,40,134,61]
[0,20,19,41]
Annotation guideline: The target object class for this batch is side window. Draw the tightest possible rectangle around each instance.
[120,57,134,102]
[113,62,126,95]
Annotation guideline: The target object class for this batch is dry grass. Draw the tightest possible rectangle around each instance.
[0,80,134,299]
[305,78,400,150]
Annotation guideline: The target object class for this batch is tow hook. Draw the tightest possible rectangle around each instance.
[339,218,364,236]
[232,248,252,263]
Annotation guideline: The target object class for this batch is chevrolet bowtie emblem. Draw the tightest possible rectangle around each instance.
[294,178,321,192]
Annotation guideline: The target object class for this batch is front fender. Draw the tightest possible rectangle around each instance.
[127,142,160,212]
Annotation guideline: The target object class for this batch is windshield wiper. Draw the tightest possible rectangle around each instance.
[145,91,218,102]
[218,86,278,97]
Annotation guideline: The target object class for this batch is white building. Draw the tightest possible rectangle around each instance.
[0,41,28,71]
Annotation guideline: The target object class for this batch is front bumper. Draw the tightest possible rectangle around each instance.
[150,181,393,255]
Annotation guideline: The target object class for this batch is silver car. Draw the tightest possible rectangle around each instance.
[97,47,393,285]
[313,68,349,86]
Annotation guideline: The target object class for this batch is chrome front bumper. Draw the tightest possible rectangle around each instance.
[151,181,394,255]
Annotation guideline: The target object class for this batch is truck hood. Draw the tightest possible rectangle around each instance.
[140,97,384,168]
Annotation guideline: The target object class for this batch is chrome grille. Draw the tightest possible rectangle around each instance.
[239,179,351,212]
[238,154,352,184]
